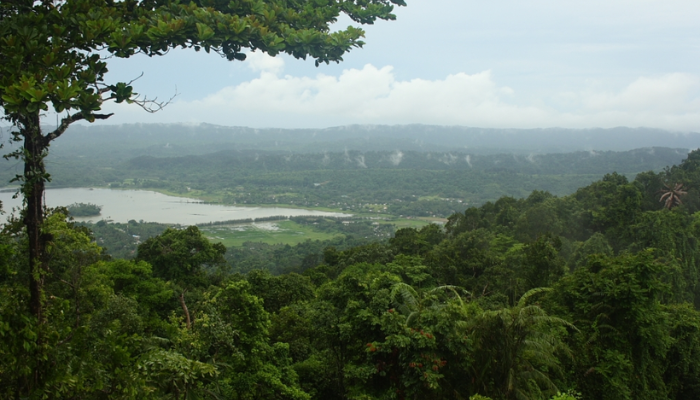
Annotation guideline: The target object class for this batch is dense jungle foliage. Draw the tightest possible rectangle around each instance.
[3,150,700,399]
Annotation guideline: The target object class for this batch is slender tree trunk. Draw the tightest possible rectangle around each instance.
[20,113,50,391]
[13,110,108,394]
[179,291,192,329]
[23,115,48,322]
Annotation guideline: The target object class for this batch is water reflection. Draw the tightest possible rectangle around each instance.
[0,188,347,225]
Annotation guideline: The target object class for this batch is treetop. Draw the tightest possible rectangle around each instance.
[0,0,405,131]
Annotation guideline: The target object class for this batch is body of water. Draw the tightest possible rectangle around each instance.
[0,188,347,225]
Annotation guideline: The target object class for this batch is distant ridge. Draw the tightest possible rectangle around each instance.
[3,123,699,157]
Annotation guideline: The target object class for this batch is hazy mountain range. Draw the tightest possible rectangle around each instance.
[2,124,696,159]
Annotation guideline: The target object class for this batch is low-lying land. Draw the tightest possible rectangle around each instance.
[5,147,700,400]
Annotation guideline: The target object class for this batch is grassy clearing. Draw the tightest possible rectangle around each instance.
[416,216,448,224]
[201,217,439,247]
[200,220,342,247]
[386,218,433,229]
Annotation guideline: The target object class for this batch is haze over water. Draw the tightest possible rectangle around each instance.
[0,188,346,224]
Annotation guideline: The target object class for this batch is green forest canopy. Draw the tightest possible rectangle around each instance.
[0,1,406,396]
[3,149,700,399]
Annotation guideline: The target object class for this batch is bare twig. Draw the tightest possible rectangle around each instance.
[125,72,145,86]
[130,89,178,113]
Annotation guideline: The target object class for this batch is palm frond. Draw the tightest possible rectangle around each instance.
[658,182,687,209]
[517,287,553,307]
[390,282,419,311]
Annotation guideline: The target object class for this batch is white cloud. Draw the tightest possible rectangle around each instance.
[101,59,700,132]
[245,51,285,75]
[165,63,552,127]
[581,73,700,113]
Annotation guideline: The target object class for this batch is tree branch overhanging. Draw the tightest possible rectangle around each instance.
[44,112,113,144]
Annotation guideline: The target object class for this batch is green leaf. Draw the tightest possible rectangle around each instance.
[196,23,215,41]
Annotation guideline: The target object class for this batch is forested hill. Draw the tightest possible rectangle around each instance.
[13,123,700,157]
[3,147,700,399]
[0,146,685,216]
[124,147,688,175]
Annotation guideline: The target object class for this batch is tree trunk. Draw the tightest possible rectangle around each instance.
[180,291,192,329]
[14,111,109,393]
[23,114,48,322]
[20,114,50,391]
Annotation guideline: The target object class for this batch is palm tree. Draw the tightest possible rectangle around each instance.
[469,288,575,400]
[658,182,687,209]
[390,282,467,326]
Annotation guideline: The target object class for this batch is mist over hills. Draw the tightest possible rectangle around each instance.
[126,147,688,177]
[0,124,694,197]
[8,123,697,159]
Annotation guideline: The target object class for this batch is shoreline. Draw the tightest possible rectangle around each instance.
[1,186,448,225]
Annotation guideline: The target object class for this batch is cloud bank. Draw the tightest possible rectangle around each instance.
[104,53,700,131]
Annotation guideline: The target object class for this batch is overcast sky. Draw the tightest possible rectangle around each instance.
[92,0,700,131]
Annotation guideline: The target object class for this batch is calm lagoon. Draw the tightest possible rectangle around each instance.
[0,188,347,225]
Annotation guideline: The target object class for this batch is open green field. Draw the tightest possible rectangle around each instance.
[390,218,434,229]
[200,217,435,247]
[200,220,344,247]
